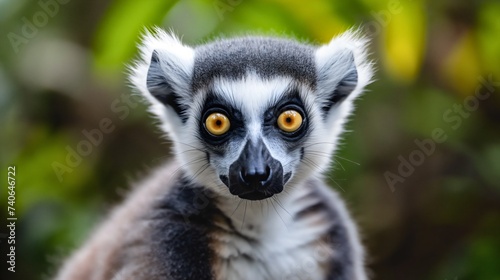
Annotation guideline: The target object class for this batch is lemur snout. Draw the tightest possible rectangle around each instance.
[224,139,284,200]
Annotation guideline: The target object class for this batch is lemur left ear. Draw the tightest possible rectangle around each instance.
[129,28,194,132]
[315,31,373,119]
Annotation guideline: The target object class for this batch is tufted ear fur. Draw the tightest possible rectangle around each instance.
[314,30,373,122]
[129,28,195,133]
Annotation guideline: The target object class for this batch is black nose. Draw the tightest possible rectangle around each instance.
[226,138,284,200]
[241,165,271,187]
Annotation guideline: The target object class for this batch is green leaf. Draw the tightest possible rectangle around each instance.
[478,1,500,79]
[93,0,179,74]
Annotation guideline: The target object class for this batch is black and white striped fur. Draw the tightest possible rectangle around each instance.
[55,28,373,280]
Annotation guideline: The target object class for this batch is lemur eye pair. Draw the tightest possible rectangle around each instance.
[204,110,303,136]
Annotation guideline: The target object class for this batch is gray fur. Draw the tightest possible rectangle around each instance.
[192,37,317,92]
[54,162,365,280]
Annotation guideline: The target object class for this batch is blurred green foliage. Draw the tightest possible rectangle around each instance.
[0,0,499,279]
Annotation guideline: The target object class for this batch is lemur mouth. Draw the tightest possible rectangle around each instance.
[219,172,292,201]
[238,191,274,201]
[234,172,292,201]
[219,175,279,200]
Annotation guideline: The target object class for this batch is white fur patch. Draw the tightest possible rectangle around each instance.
[215,183,335,280]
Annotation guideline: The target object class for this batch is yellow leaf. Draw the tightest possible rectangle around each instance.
[441,31,481,97]
[382,1,426,83]
[272,0,346,42]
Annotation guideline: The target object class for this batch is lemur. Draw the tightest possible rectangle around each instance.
[55,28,373,280]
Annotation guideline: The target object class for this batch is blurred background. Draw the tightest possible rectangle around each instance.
[1,0,499,279]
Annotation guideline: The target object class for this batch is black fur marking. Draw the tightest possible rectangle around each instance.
[284,172,292,184]
[262,89,310,150]
[192,37,316,91]
[198,91,246,152]
[294,201,326,221]
[296,180,356,279]
[327,222,354,280]
[149,175,220,280]
[319,190,355,279]
[147,51,189,122]
[300,147,305,160]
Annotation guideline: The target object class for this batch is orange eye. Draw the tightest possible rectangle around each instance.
[277,110,303,133]
[205,113,230,136]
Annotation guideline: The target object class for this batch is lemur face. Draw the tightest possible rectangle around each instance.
[195,76,312,200]
[131,30,372,200]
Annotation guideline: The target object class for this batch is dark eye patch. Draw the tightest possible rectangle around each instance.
[198,91,246,150]
[262,88,310,148]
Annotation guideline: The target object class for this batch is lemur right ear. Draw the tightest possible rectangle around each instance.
[130,28,194,127]
[314,30,373,121]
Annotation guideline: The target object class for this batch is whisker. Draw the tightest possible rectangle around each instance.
[302,142,337,148]
[335,160,345,171]
[334,155,360,166]
[171,157,206,176]
[260,199,264,217]
[190,163,211,182]
[270,200,288,231]
[171,148,204,156]
[272,196,292,218]
[241,201,248,230]
[325,174,346,193]
[330,179,346,193]
[162,140,206,153]
[302,158,320,169]
[231,199,243,217]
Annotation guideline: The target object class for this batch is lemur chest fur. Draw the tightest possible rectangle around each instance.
[211,182,335,280]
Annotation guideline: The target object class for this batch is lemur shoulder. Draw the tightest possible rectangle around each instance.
[55,28,374,280]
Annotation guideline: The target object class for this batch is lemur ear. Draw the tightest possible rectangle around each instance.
[314,31,373,119]
[130,28,194,127]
